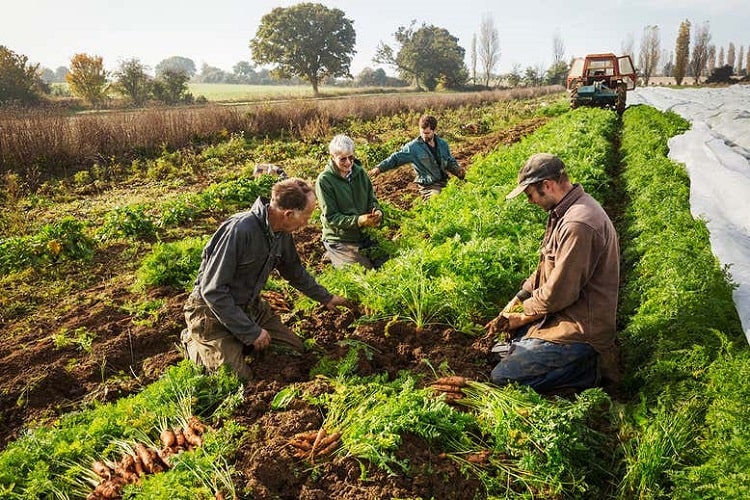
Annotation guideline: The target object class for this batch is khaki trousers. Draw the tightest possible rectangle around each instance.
[181,295,303,380]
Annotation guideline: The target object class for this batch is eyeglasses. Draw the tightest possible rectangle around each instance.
[335,155,355,163]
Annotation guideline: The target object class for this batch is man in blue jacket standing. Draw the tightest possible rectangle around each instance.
[316,134,384,269]
[369,115,465,199]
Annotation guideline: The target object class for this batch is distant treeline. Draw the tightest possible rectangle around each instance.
[0,87,562,193]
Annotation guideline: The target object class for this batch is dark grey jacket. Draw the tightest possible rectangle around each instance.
[191,197,332,344]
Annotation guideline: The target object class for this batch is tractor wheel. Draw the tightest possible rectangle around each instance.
[615,84,627,115]
[569,88,579,109]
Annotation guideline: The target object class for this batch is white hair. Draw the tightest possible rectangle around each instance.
[328,134,355,156]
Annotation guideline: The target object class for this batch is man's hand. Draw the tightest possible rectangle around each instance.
[456,166,466,180]
[484,314,510,336]
[368,167,381,178]
[357,210,382,228]
[325,295,354,312]
[501,296,522,314]
[485,296,542,336]
[502,312,537,330]
[253,329,271,351]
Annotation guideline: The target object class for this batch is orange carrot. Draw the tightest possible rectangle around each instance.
[134,443,156,474]
[188,416,207,434]
[92,461,112,479]
[160,428,176,448]
[434,376,467,386]
[315,431,341,449]
[132,453,145,477]
[430,383,465,393]
[173,428,186,448]
[183,424,203,447]
[317,437,341,456]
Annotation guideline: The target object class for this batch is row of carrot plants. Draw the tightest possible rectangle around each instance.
[310,104,749,498]
[317,106,617,332]
[615,104,749,499]
[0,361,244,498]
[297,107,625,497]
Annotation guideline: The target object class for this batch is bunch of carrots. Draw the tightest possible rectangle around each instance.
[288,427,342,462]
[87,416,208,499]
[429,376,468,403]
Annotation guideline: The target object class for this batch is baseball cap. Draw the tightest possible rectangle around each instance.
[506,153,565,200]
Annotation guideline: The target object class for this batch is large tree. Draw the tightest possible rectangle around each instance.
[662,50,674,76]
[250,3,356,96]
[55,66,69,82]
[673,20,690,85]
[66,53,108,106]
[113,58,151,106]
[638,25,661,85]
[621,33,635,58]
[152,70,190,104]
[155,56,196,79]
[478,14,500,88]
[506,63,522,87]
[689,22,711,84]
[0,45,46,104]
[197,63,229,83]
[470,34,477,84]
[707,45,716,73]
[375,21,467,91]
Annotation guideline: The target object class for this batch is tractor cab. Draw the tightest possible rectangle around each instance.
[567,53,637,115]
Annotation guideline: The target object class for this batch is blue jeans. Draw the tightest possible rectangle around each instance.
[490,337,600,392]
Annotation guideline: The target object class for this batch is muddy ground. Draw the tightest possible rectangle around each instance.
[0,119,546,498]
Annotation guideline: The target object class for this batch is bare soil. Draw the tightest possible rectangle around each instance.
[0,118,546,498]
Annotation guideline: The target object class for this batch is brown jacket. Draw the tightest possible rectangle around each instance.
[521,184,620,382]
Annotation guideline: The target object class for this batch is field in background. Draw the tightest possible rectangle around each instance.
[188,83,405,102]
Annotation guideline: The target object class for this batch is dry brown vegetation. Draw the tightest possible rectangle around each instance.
[0,86,561,189]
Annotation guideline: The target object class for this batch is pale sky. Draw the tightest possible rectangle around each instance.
[3,0,748,76]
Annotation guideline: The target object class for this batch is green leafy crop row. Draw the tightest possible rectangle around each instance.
[0,361,243,499]
[615,104,748,498]
[318,107,618,332]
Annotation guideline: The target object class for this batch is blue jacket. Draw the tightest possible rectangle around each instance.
[377,135,460,186]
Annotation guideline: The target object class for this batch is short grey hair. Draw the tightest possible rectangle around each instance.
[329,134,355,156]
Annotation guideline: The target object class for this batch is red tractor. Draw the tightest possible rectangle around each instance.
[566,53,637,115]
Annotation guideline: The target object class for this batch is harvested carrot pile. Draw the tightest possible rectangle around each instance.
[288,428,342,462]
[429,376,468,403]
[87,416,209,499]
[263,290,292,313]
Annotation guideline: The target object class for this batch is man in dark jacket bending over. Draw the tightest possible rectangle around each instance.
[181,178,350,380]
